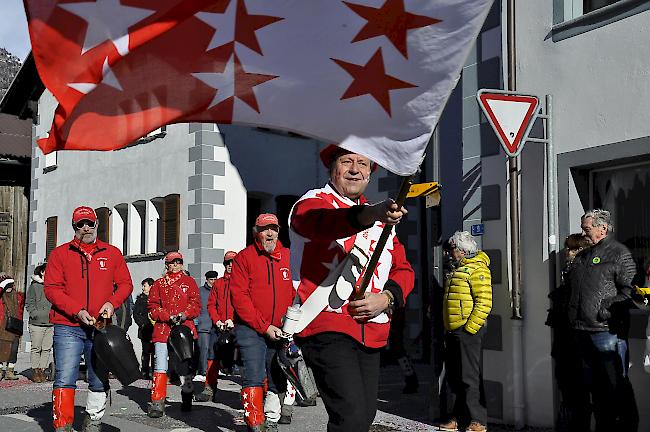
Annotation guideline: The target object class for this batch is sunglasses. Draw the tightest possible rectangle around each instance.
[168,259,183,265]
[75,220,96,229]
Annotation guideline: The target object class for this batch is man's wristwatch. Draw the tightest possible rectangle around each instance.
[383,291,395,312]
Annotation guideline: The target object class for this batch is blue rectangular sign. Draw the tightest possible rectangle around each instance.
[471,224,485,236]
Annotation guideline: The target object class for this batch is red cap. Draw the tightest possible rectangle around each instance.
[319,144,377,171]
[72,206,97,223]
[224,251,237,261]
[255,213,279,227]
[165,251,183,263]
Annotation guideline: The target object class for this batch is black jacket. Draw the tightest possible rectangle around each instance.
[133,293,153,340]
[567,235,636,332]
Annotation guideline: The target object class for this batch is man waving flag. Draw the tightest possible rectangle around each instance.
[24,0,494,175]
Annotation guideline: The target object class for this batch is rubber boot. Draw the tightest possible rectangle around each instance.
[83,390,108,431]
[148,372,167,418]
[53,388,75,431]
[242,386,265,431]
[207,359,221,402]
[181,391,193,412]
[81,413,102,432]
[4,366,19,380]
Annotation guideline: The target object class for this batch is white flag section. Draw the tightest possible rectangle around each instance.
[217,0,495,175]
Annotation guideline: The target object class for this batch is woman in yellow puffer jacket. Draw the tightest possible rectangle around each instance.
[437,231,492,432]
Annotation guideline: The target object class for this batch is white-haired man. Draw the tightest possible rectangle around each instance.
[290,145,414,432]
[437,231,492,432]
[566,209,637,431]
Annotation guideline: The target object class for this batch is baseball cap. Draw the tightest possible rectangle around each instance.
[224,251,237,261]
[72,206,97,223]
[319,144,378,171]
[255,213,279,227]
[165,251,183,263]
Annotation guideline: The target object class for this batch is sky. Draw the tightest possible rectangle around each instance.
[0,0,31,61]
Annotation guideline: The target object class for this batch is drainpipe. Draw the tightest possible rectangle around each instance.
[507,0,526,429]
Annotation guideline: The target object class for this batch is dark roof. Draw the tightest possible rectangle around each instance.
[0,113,31,159]
[0,53,45,119]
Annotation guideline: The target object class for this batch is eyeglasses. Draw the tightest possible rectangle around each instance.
[75,220,96,229]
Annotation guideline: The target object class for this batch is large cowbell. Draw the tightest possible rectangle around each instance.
[94,324,142,386]
[169,324,193,361]
[276,340,318,401]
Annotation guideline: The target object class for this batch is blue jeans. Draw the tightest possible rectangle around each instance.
[234,324,285,393]
[573,330,631,431]
[197,330,217,375]
[53,325,109,392]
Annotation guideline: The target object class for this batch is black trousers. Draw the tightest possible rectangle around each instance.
[445,326,486,426]
[140,340,154,374]
[300,332,381,432]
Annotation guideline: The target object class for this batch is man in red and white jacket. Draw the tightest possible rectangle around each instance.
[230,215,294,432]
[147,252,201,418]
[45,206,133,432]
[290,145,414,432]
[206,250,237,396]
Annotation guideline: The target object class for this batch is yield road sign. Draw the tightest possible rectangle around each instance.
[477,89,540,157]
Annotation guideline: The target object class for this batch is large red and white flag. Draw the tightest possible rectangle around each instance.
[25,0,494,175]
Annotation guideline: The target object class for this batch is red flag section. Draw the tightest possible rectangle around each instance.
[24,0,495,175]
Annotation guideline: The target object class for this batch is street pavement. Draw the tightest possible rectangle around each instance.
[0,350,552,431]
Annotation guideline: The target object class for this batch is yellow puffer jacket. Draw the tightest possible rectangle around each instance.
[443,251,492,334]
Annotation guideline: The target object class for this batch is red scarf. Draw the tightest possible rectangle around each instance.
[71,238,98,261]
[161,271,184,288]
[254,239,282,261]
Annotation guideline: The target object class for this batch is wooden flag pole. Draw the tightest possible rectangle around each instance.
[354,174,415,300]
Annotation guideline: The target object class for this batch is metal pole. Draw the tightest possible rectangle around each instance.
[507,0,525,429]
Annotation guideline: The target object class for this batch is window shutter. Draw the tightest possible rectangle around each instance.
[163,195,179,251]
[46,216,57,257]
[95,208,110,242]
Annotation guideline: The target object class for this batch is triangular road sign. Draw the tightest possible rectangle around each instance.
[477,90,540,157]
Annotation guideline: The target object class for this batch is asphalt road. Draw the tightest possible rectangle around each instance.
[0,351,553,431]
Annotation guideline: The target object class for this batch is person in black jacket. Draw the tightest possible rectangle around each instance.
[134,278,155,379]
[567,209,638,432]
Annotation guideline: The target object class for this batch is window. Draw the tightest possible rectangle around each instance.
[590,161,650,286]
[155,194,180,252]
[44,151,57,172]
[46,216,57,257]
[95,207,110,242]
[584,0,621,14]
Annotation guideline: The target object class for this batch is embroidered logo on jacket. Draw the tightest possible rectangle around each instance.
[98,257,108,270]
[280,268,290,281]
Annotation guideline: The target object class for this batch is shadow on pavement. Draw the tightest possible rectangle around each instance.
[117,383,151,413]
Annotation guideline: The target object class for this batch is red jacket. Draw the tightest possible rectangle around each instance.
[289,184,415,348]
[230,241,294,335]
[44,239,133,326]
[208,274,234,323]
[148,271,201,343]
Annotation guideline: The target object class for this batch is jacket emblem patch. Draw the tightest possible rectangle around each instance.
[280,267,290,281]
[98,257,108,270]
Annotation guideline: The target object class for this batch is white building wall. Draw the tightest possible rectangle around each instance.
[512,1,650,428]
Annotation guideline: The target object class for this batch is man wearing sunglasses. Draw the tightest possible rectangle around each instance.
[44,206,133,432]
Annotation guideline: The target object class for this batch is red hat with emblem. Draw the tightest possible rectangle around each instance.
[255,213,279,227]
[319,144,378,171]
[165,251,183,263]
[224,251,237,261]
[72,206,97,223]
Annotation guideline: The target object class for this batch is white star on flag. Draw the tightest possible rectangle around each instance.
[243,402,249,408]
[244,410,250,417]
[58,0,156,56]
[193,55,236,109]
[242,393,248,400]
[195,1,237,51]
[68,58,123,94]
[322,253,341,272]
